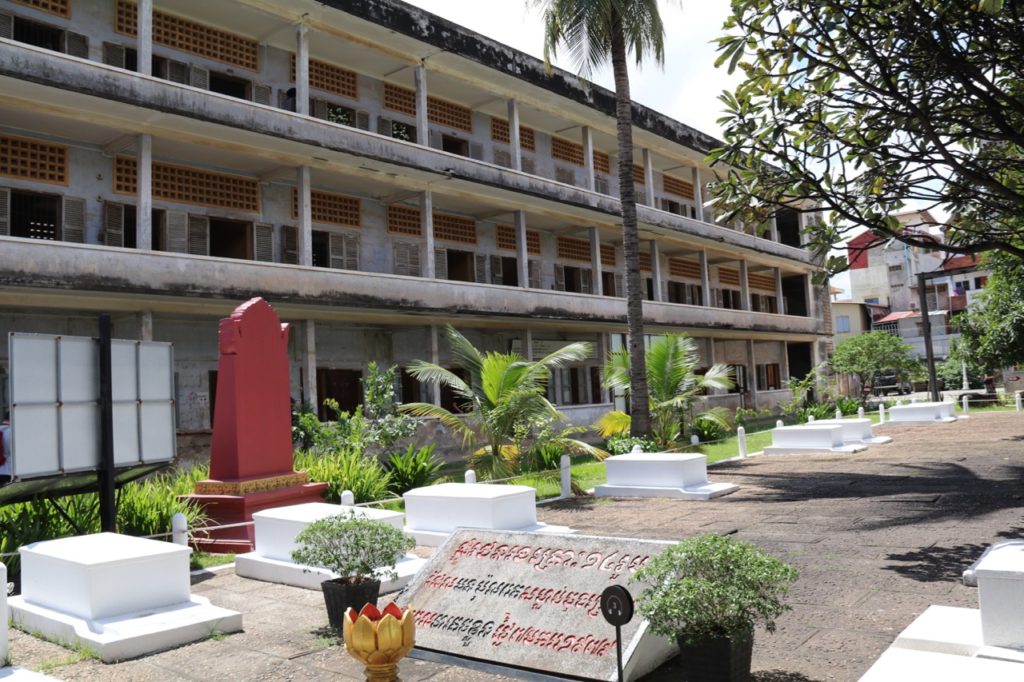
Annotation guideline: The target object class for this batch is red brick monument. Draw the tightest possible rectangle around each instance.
[188,297,327,552]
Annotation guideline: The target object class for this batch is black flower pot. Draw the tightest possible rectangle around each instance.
[676,629,753,682]
[321,577,381,633]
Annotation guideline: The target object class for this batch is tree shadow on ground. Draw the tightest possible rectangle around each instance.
[643,660,820,681]
[883,528,1024,582]
[711,460,1024,530]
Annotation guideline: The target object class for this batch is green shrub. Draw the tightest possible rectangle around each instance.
[633,534,798,644]
[384,445,443,495]
[291,512,414,583]
[292,404,322,450]
[691,416,728,443]
[835,397,860,416]
[799,402,835,423]
[605,434,657,455]
[296,448,391,503]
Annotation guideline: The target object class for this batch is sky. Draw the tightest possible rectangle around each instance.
[404,0,742,141]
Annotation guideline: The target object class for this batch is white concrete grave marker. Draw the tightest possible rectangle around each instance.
[763,424,867,455]
[887,401,959,423]
[594,450,738,500]
[403,483,574,547]
[9,533,241,662]
[815,418,893,445]
[235,502,426,592]
[398,529,677,681]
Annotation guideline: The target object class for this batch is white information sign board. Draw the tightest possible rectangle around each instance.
[8,333,176,480]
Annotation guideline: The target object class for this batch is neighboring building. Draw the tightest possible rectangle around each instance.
[0,0,828,454]
[832,300,873,345]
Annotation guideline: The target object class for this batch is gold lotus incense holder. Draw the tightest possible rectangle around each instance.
[342,602,415,682]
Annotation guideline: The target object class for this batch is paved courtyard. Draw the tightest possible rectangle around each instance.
[8,411,1023,681]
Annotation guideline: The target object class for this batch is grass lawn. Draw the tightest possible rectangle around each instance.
[190,552,235,571]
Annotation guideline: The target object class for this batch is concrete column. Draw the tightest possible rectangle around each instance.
[769,215,779,242]
[507,99,522,171]
[295,23,310,116]
[138,311,153,341]
[649,240,663,302]
[699,250,711,307]
[781,340,790,382]
[429,325,441,405]
[805,274,816,319]
[747,339,758,409]
[739,260,751,311]
[582,126,595,191]
[414,63,429,146]
[515,210,529,288]
[597,333,610,402]
[691,167,704,222]
[296,166,313,266]
[421,190,436,278]
[303,320,317,408]
[708,338,717,364]
[524,328,534,362]
[774,268,785,314]
[138,0,153,76]
[136,133,152,250]
[589,227,603,296]
[642,148,656,206]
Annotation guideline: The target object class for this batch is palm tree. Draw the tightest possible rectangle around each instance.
[401,326,605,479]
[599,334,734,449]
[536,0,674,438]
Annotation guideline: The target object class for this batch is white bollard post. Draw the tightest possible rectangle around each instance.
[879,404,886,424]
[0,562,7,666]
[896,399,903,406]
[835,408,843,420]
[340,490,355,506]
[560,455,571,498]
[776,419,784,429]
[1016,391,1022,412]
[630,444,644,454]
[962,395,969,414]
[858,406,864,419]
[464,469,477,484]
[690,434,700,447]
[737,426,747,459]
[171,512,189,546]
[808,415,815,422]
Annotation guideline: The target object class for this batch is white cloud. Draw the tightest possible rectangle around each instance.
[405,0,740,139]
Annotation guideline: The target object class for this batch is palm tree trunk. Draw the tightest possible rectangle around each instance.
[610,13,651,437]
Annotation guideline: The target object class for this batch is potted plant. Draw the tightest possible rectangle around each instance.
[291,512,414,633]
[632,534,797,682]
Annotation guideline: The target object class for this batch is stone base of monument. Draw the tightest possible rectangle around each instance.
[814,418,893,445]
[186,472,329,553]
[8,533,241,662]
[594,451,738,500]
[0,669,59,680]
[887,401,958,423]
[234,502,426,592]
[762,424,868,455]
[403,483,573,547]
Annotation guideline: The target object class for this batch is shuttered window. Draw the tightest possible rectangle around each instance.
[393,240,421,277]
[291,189,361,227]
[0,134,67,185]
[253,223,274,262]
[115,156,260,212]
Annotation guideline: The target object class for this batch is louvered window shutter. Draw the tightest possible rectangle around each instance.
[521,157,536,175]
[281,225,298,264]
[104,203,125,247]
[377,117,393,137]
[489,255,503,284]
[528,260,541,289]
[393,241,419,277]
[327,233,346,269]
[469,143,484,161]
[61,197,86,243]
[0,12,12,41]
[614,274,624,298]
[189,66,210,90]
[580,268,592,294]
[253,223,274,262]
[428,130,443,150]
[661,279,668,302]
[311,98,329,120]
[474,254,487,283]
[0,188,9,237]
[165,212,189,253]
[343,234,359,270]
[355,111,371,130]
[554,264,565,291]
[434,247,448,280]
[493,149,511,168]
[103,43,126,68]
[253,84,272,106]
[167,60,189,84]
[187,215,209,255]
[65,32,89,59]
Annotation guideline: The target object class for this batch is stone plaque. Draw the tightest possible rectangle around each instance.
[399,529,677,681]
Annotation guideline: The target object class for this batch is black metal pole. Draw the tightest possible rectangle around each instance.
[917,273,939,402]
[98,313,116,533]
[615,624,623,682]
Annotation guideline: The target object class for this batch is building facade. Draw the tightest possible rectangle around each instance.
[0,0,828,454]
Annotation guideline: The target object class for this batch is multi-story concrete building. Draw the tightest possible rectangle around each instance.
[0,0,827,454]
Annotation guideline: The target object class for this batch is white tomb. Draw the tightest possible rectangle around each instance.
[403,482,573,546]
[594,450,738,500]
[814,418,892,445]
[887,401,958,423]
[762,424,867,455]
[863,544,1024,678]
[8,533,241,662]
[234,502,426,592]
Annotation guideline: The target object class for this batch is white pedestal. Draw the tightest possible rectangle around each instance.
[888,401,958,423]
[815,418,892,445]
[975,543,1024,649]
[762,425,867,455]
[9,533,241,662]
[594,452,738,500]
[235,502,425,593]
[403,483,573,547]
[862,647,1024,681]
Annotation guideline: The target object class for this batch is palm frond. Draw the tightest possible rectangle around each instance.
[594,410,631,437]
[399,402,473,442]
[405,361,476,402]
